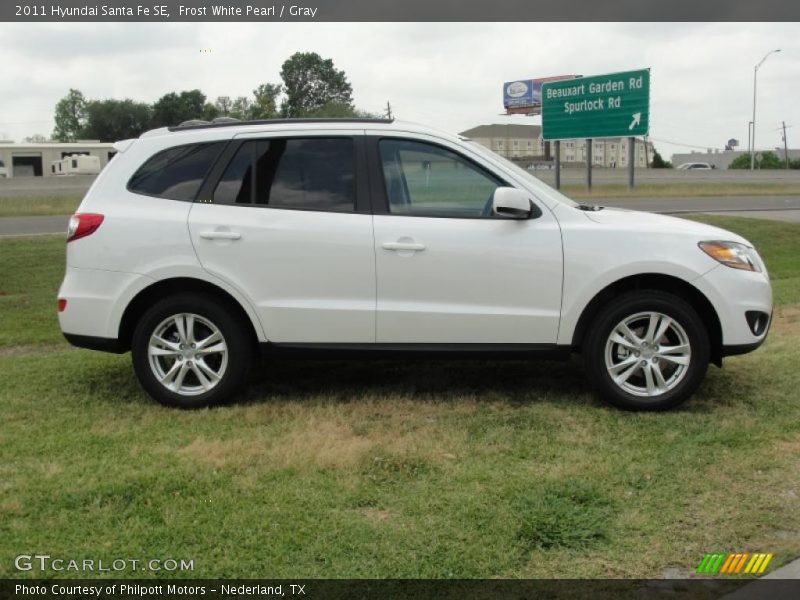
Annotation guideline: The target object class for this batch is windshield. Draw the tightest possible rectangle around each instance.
[464,139,579,208]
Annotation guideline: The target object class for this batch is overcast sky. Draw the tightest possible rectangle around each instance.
[0,22,797,159]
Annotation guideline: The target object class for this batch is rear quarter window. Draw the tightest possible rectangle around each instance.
[128,142,225,200]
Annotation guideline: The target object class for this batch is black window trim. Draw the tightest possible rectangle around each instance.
[126,140,231,203]
[196,135,369,215]
[366,135,518,220]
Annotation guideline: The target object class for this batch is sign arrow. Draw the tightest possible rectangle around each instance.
[628,112,641,130]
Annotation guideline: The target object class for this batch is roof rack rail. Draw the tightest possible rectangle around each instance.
[168,117,394,132]
[177,119,210,127]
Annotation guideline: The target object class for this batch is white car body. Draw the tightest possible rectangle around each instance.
[57,119,772,409]
[677,162,713,170]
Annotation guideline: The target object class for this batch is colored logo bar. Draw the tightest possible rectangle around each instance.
[696,553,773,574]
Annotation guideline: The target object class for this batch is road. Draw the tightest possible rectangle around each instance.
[0,196,799,237]
[0,175,96,198]
[0,215,69,237]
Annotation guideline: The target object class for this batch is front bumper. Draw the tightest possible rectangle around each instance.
[694,263,773,350]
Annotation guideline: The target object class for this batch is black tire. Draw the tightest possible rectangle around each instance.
[584,290,710,411]
[131,293,253,408]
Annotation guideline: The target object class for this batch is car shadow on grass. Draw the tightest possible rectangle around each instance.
[241,356,598,408]
[70,350,761,414]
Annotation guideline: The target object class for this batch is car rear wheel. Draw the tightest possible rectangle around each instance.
[131,294,252,408]
[585,290,710,411]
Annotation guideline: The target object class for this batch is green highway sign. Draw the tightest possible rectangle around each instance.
[541,68,650,140]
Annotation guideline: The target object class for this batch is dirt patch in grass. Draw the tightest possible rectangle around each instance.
[178,437,268,469]
[0,343,67,356]
[177,413,466,474]
[356,507,394,522]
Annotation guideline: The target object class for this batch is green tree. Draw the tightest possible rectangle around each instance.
[214,96,233,116]
[230,96,253,120]
[729,151,784,169]
[52,89,87,142]
[151,90,207,128]
[303,101,378,119]
[81,99,152,142]
[279,52,353,117]
[251,83,282,119]
[650,149,672,168]
[202,102,220,121]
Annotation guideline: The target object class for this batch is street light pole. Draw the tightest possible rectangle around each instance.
[751,49,781,170]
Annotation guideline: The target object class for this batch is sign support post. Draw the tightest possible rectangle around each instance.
[628,137,635,189]
[554,140,561,190]
[586,139,592,191]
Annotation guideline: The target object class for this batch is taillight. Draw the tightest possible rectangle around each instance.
[67,213,104,242]
[57,298,67,312]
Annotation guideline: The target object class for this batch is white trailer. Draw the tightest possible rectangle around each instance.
[51,154,102,176]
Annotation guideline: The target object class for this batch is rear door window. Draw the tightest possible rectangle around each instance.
[128,142,225,200]
[212,138,355,212]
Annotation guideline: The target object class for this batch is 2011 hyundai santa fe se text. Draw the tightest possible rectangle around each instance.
[56,118,772,410]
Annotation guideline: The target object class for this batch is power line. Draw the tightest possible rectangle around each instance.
[647,136,717,150]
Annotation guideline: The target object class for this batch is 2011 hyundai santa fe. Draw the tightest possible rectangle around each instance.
[57,118,772,410]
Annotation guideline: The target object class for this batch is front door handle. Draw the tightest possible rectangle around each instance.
[200,230,242,240]
[382,241,426,252]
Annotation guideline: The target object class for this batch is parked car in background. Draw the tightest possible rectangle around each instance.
[676,162,713,170]
[58,118,772,411]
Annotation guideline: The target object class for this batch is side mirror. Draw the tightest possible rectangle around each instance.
[492,187,539,219]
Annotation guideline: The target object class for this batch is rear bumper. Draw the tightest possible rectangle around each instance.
[63,332,126,354]
[58,266,149,340]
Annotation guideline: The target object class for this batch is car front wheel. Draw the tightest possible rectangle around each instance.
[131,294,252,408]
[585,290,710,411]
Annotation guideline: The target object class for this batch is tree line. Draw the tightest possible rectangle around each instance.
[52,52,376,142]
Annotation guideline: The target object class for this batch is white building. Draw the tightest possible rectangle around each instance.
[0,141,115,178]
[460,124,653,167]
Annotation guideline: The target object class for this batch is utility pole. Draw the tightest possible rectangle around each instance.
[384,101,393,120]
[782,121,789,169]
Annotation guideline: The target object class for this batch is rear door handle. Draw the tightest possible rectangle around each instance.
[200,230,241,240]
[382,241,426,251]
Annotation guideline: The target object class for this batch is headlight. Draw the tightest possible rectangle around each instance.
[699,241,762,272]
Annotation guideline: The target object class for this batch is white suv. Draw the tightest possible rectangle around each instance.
[57,119,772,410]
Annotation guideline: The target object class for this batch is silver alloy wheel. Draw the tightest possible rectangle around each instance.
[147,313,228,396]
[604,311,692,398]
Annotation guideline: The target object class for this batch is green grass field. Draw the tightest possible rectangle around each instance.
[0,196,83,218]
[1,216,799,579]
